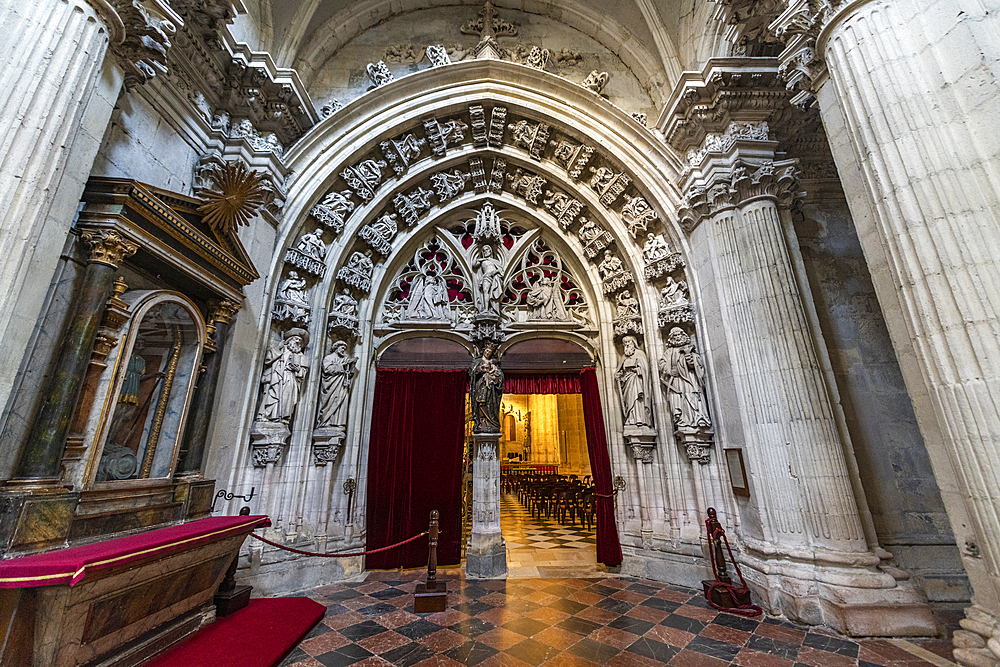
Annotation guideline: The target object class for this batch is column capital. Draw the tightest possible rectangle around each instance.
[87,0,183,88]
[713,0,878,108]
[208,298,242,325]
[79,229,138,268]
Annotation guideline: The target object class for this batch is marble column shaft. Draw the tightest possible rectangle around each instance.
[177,306,239,475]
[0,0,119,416]
[708,185,869,558]
[818,0,1000,658]
[14,231,136,481]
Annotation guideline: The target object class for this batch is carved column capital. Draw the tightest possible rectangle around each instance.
[208,299,242,325]
[96,0,182,88]
[80,229,138,268]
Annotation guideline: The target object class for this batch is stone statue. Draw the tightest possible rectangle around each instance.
[660,327,711,429]
[471,342,504,434]
[615,335,653,428]
[406,264,450,320]
[642,233,671,263]
[257,328,309,423]
[332,288,358,319]
[277,271,309,304]
[316,340,358,428]
[526,275,568,320]
[295,228,326,261]
[473,244,504,315]
[598,251,623,279]
[659,277,690,309]
[616,290,640,318]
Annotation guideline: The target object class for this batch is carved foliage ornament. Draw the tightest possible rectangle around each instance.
[81,229,139,268]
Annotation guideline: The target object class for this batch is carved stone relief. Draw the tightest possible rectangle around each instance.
[577,217,615,260]
[426,44,451,67]
[358,212,399,256]
[506,238,590,326]
[256,328,309,424]
[642,233,685,280]
[582,70,609,94]
[616,335,654,429]
[424,117,469,156]
[310,190,356,233]
[382,236,472,326]
[660,327,712,431]
[543,190,584,230]
[367,60,394,87]
[342,159,388,201]
[393,186,435,226]
[508,119,550,159]
[658,277,695,326]
[285,228,327,276]
[620,195,658,238]
[272,271,311,325]
[588,166,631,208]
[381,133,426,175]
[337,251,375,293]
[328,289,361,339]
[613,290,643,337]
[507,168,546,204]
[549,139,594,179]
[316,340,357,429]
[430,169,471,202]
[598,250,634,295]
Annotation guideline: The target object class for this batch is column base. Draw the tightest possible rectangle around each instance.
[954,605,1000,667]
[742,550,936,636]
[466,531,507,579]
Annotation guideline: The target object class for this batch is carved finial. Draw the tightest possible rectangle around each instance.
[111,276,128,300]
[197,161,269,235]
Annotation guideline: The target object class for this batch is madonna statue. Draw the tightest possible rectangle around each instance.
[470,342,504,434]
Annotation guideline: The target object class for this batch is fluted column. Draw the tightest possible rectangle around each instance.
[810,0,1000,661]
[12,229,137,484]
[680,139,934,633]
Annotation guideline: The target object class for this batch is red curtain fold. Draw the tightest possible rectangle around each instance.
[503,372,582,395]
[366,368,467,569]
[580,367,624,567]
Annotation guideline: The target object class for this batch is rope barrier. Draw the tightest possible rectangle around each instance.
[705,522,763,617]
[250,530,427,558]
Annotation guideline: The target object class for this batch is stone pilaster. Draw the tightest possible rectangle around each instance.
[466,433,506,578]
[678,128,935,634]
[11,230,137,485]
[813,1,1000,661]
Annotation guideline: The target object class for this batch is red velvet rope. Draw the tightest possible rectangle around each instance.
[250,531,427,558]
[705,521,763,617]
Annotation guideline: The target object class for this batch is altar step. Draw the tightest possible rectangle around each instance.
[143,597,324,667]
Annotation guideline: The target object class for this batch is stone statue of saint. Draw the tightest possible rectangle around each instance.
[295,228,326,261]
[470,342,504,433]
[659,276,690,309]
[257,328,309,423]
[406,265,449,320]
[526,275,568,320]
[473,244,504,315]
[316,340,357,428]
[615,335,653,428]
[598,251,623,279]
[659,327,711,429]
[616,290,640,318]
[277,271,309,305]
[642,233,671,263]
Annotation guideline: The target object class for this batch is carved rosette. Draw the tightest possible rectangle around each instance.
[252,444,284,467]
[80,229,139,268]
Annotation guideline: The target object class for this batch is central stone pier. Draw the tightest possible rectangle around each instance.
[465,433,507,578]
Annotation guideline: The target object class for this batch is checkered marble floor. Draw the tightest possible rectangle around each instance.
[501,493,597,550]
[278,571,956,667]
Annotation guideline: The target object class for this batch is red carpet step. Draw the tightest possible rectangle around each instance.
[144,597,325,667]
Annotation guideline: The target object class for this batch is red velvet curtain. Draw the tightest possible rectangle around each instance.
[503,372,582,394]
[580,367,624,566]
[366,368,467,568]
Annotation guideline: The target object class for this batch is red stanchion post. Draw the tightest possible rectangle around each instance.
[414,509,447,613]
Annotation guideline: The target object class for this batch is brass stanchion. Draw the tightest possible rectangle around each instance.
[414,510,447,612]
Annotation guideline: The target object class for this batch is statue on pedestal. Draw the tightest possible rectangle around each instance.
[317,340,357,429]
[257,328,309,423]
[470,342,504,434]
[615,335,653,428]
[660,327,711,429]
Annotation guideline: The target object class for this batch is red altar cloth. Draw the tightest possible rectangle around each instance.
[0,515,270,588]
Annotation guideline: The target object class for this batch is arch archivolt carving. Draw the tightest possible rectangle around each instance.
[237,63,722,550]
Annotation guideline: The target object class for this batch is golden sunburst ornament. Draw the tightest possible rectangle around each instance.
[197,161,269,235]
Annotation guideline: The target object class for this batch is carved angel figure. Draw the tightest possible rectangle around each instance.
[527,275,568,320]
[316,340,358,429]
[277,271,309,305]
[406,265,450,320]
[257,329,308,423]
[659,327,711,429]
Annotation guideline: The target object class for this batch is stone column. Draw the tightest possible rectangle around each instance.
[0,0,173,418]
[791,0,1000,660]
[11,229,137,486]
[680,144,935,634]
[466,433,506,578]
[176,300,241,476]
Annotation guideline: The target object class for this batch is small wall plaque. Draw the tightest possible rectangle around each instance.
[725,448,749,497]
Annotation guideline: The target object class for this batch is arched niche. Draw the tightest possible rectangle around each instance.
[501,337,592,371]
[78,291,207,488]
